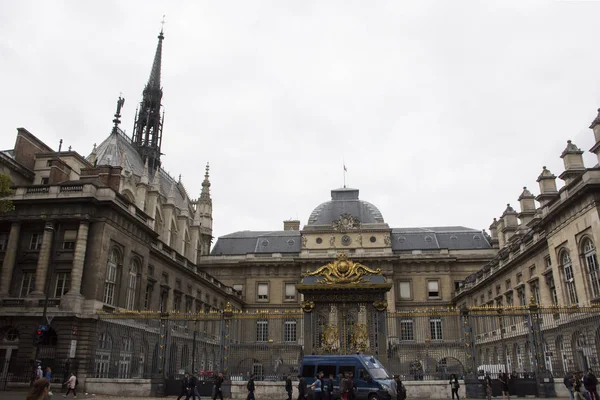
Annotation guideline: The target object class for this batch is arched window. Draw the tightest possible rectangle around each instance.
[126,258,141,310]
[95,332,113,378]
[103,248,121,306]
[581,238,600,299]
[561,251,579,305]
[118,337,133,378]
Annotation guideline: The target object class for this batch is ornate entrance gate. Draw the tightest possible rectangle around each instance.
[297,253,391,361]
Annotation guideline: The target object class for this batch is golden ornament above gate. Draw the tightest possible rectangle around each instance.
[304,253,382,284]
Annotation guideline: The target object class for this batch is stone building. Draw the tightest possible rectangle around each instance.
[0,29,242,387]
[453,112,600,375]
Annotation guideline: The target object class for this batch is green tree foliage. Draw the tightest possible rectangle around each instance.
[0,173,15,213]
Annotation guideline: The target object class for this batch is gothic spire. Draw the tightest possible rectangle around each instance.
[199,162,212,205]
[131,27,166,172]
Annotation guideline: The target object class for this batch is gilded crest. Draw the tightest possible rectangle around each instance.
[304,253,382,284]
[301,300,315,313]
[351,324,370,353]
[332,213,361,231]
[321,324,339,352]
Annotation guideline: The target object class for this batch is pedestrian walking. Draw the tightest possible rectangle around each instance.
[484,372,492,400]
[574,373,586,400]
[63,373,77,398]
[297,374,307,400]
[326,374,335,400]
[285,374,293,400]
[27,377,51,400]
[36,365,43,380]
[396,376,406,400]
[584,369,599,400]
[45,367,54,396]
[247,373,256,400]
[177,373,193,400]
[213,371,224,400]
[566,373,576,400]
[499,372,509,400]
[309,374,323,400]
[450,374,460,400]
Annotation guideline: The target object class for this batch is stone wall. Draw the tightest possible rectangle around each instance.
[85,378,152,396]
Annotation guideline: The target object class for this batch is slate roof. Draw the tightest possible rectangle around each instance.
[210,226,491,256]
[93,129,190,209]
[212,231,302,256]
[307,188,385,226]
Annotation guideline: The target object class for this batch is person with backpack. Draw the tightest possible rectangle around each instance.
[247,373,256,400]
[396,376,407,400]
[450,374,460,400]
[63,373,77,398]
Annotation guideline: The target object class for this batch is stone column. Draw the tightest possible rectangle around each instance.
[70,221,89,294]
[61,221,89,313]
[31,222,55,296]
[0,222,21,297]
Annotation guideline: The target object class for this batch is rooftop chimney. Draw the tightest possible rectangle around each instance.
[284,220,300,231]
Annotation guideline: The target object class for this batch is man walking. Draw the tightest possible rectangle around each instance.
[247,373,256,400]
[285,374,293,400]
[297,374,307,400]
[213,371,224,400]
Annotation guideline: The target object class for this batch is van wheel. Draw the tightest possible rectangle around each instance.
[368,394,380,400]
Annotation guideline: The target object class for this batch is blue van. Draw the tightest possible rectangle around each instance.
[300,354,395,400]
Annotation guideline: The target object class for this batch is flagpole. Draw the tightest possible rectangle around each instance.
[343,159,346,188]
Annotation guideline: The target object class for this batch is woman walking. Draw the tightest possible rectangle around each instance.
[449,374,460,400]
[63,373,77,398]
[499,372,510,400]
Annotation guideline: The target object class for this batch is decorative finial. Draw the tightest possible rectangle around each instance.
[205,162,210,179]
[68,145,72,151]
[58,139,63,152]
[92,143,97,152]
[112,95,125,133]
[160,15,166,35]
[178,174,181,182]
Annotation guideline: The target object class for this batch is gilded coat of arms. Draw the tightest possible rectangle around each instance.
[304,253,382,284]
[332,213,361,231]
[321,324,339,352]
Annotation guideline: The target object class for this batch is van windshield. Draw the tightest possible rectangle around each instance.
[369,367,392,380]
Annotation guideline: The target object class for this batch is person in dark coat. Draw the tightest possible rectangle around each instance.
[247,373,256,400]
[285,374,293,400]
[298,374,308,399]
[213,372,224,400]
[177,373,193,400]
[565,373,575,400]
[326,374,335,400]
[584,369,599,400]
[450,374,460,400]
[499,372,509,400]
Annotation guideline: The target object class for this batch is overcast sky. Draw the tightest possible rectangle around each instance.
[2,1,600,241]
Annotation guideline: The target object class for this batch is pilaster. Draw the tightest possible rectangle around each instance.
[61,220,89,312]
[31,222,55,296]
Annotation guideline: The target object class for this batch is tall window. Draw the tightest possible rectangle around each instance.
[430,317,443,340]
[285,283,296,300]
[530,282,541,305]
[547,276,558,305]
[62,230,77,250]
[29,233,42,250]
[144,285,153,310]
[118,337,133,378]
[257,283,269,301]
[95,332,113,378]
[54,272,70,297]
[428,280,440,298]
[103,248,120,305]
[125,259,140,310]
[400,319,414,341]
[517,287,526,307]
[284,320,297,342]
[256,320,269,342]
[398,281,411,299]
[582,238,600,299]
[20,272,35,298]
[562,251,579,304]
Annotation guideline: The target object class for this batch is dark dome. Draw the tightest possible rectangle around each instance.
[307,188,385,225]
